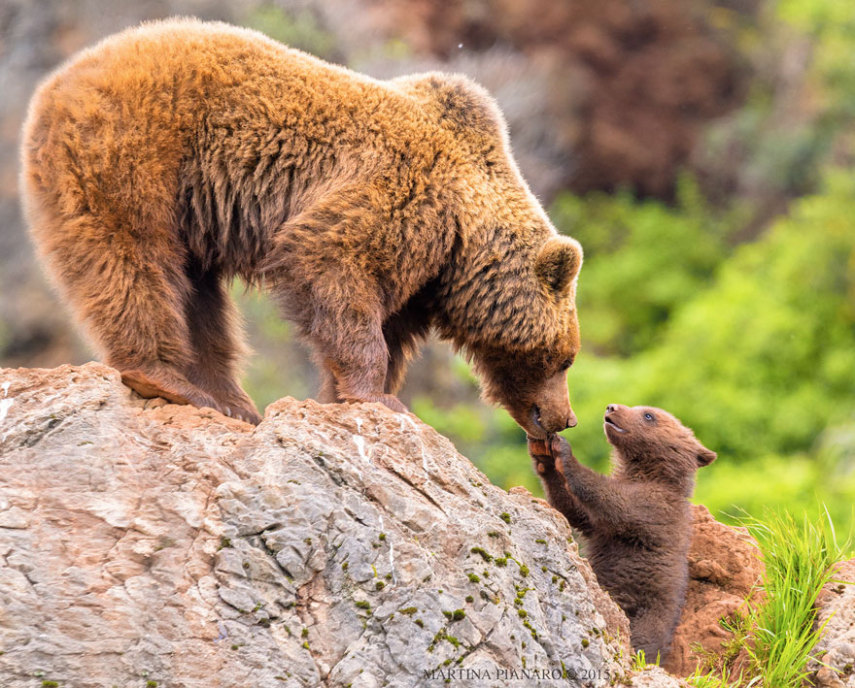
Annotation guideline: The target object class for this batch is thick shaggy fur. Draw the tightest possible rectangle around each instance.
[529,405,716,660]
[20,18,582,430]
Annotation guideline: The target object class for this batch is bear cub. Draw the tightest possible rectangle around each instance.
[528,404,716,661]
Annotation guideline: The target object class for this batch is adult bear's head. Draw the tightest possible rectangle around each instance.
[474,235,582,438]
[437,233,583,439]
[402,72,584,437]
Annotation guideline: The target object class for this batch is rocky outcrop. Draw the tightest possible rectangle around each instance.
[0,363,691,687]
[665,505,764,676]
[810,558,855,688]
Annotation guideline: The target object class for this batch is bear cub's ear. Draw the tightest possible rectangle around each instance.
[696,445,717,467]
[535,236,583,294]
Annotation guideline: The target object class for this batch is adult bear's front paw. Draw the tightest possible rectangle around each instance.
[343,393,408,413]
[220,402,262,425]
[527,435,556,475]
[377,394,408,413]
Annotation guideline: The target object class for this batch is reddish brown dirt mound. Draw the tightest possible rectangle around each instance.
[664,505,764,676]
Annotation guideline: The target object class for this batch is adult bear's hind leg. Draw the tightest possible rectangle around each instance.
[96,254,225,415]
[182,263,261,424]
[35,214,224,416]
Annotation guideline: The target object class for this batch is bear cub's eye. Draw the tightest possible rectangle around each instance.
[559,358,574,372]
[643,412,655,422]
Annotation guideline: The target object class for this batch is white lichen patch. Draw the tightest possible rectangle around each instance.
[0,383,13,422]
[352,417,372,477]
[399,414,432,474]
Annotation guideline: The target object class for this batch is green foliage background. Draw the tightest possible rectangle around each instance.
[236,1,855,530]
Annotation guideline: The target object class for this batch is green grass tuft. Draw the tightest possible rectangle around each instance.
[686,666,744,688]
[470,546,493,563]
[688,506,852,687]
[745,508,849,688]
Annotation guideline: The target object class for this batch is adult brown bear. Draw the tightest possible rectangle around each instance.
[21,18,582,431]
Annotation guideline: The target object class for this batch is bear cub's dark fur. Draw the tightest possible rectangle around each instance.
[529,404,716,661]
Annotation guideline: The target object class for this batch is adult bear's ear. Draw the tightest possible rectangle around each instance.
[696,445,717,467]
[535,236,583,294]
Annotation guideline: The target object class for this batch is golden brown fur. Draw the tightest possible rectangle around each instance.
[21,18,582,430]
[529,405,716,661]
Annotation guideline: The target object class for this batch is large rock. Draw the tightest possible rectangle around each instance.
[664,505,764,676]
[0,363,689,687]
[810,558,855,688]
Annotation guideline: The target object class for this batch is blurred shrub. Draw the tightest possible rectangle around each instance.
[695,66,830,207]
[694,450,855,530]
[551,177,736,355]
[778,0,855,121]
[243,5,336,59]
[410,397,487,444]
[233,283,316,411]
[629,169,855,460]
[694,0,855,212]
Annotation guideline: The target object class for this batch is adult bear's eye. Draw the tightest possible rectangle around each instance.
[644,412,655,422]
[559,358,573,371]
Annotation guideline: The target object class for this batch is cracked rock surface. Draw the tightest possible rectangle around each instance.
[0,363,685,687]
[810,558,855,688]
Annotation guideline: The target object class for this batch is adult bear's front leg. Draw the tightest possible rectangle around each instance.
[314,344,407,412]
[297,278,408,413]
[262,180,415,413]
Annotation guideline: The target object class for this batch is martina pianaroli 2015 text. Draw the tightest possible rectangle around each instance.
[423,666,618,682]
